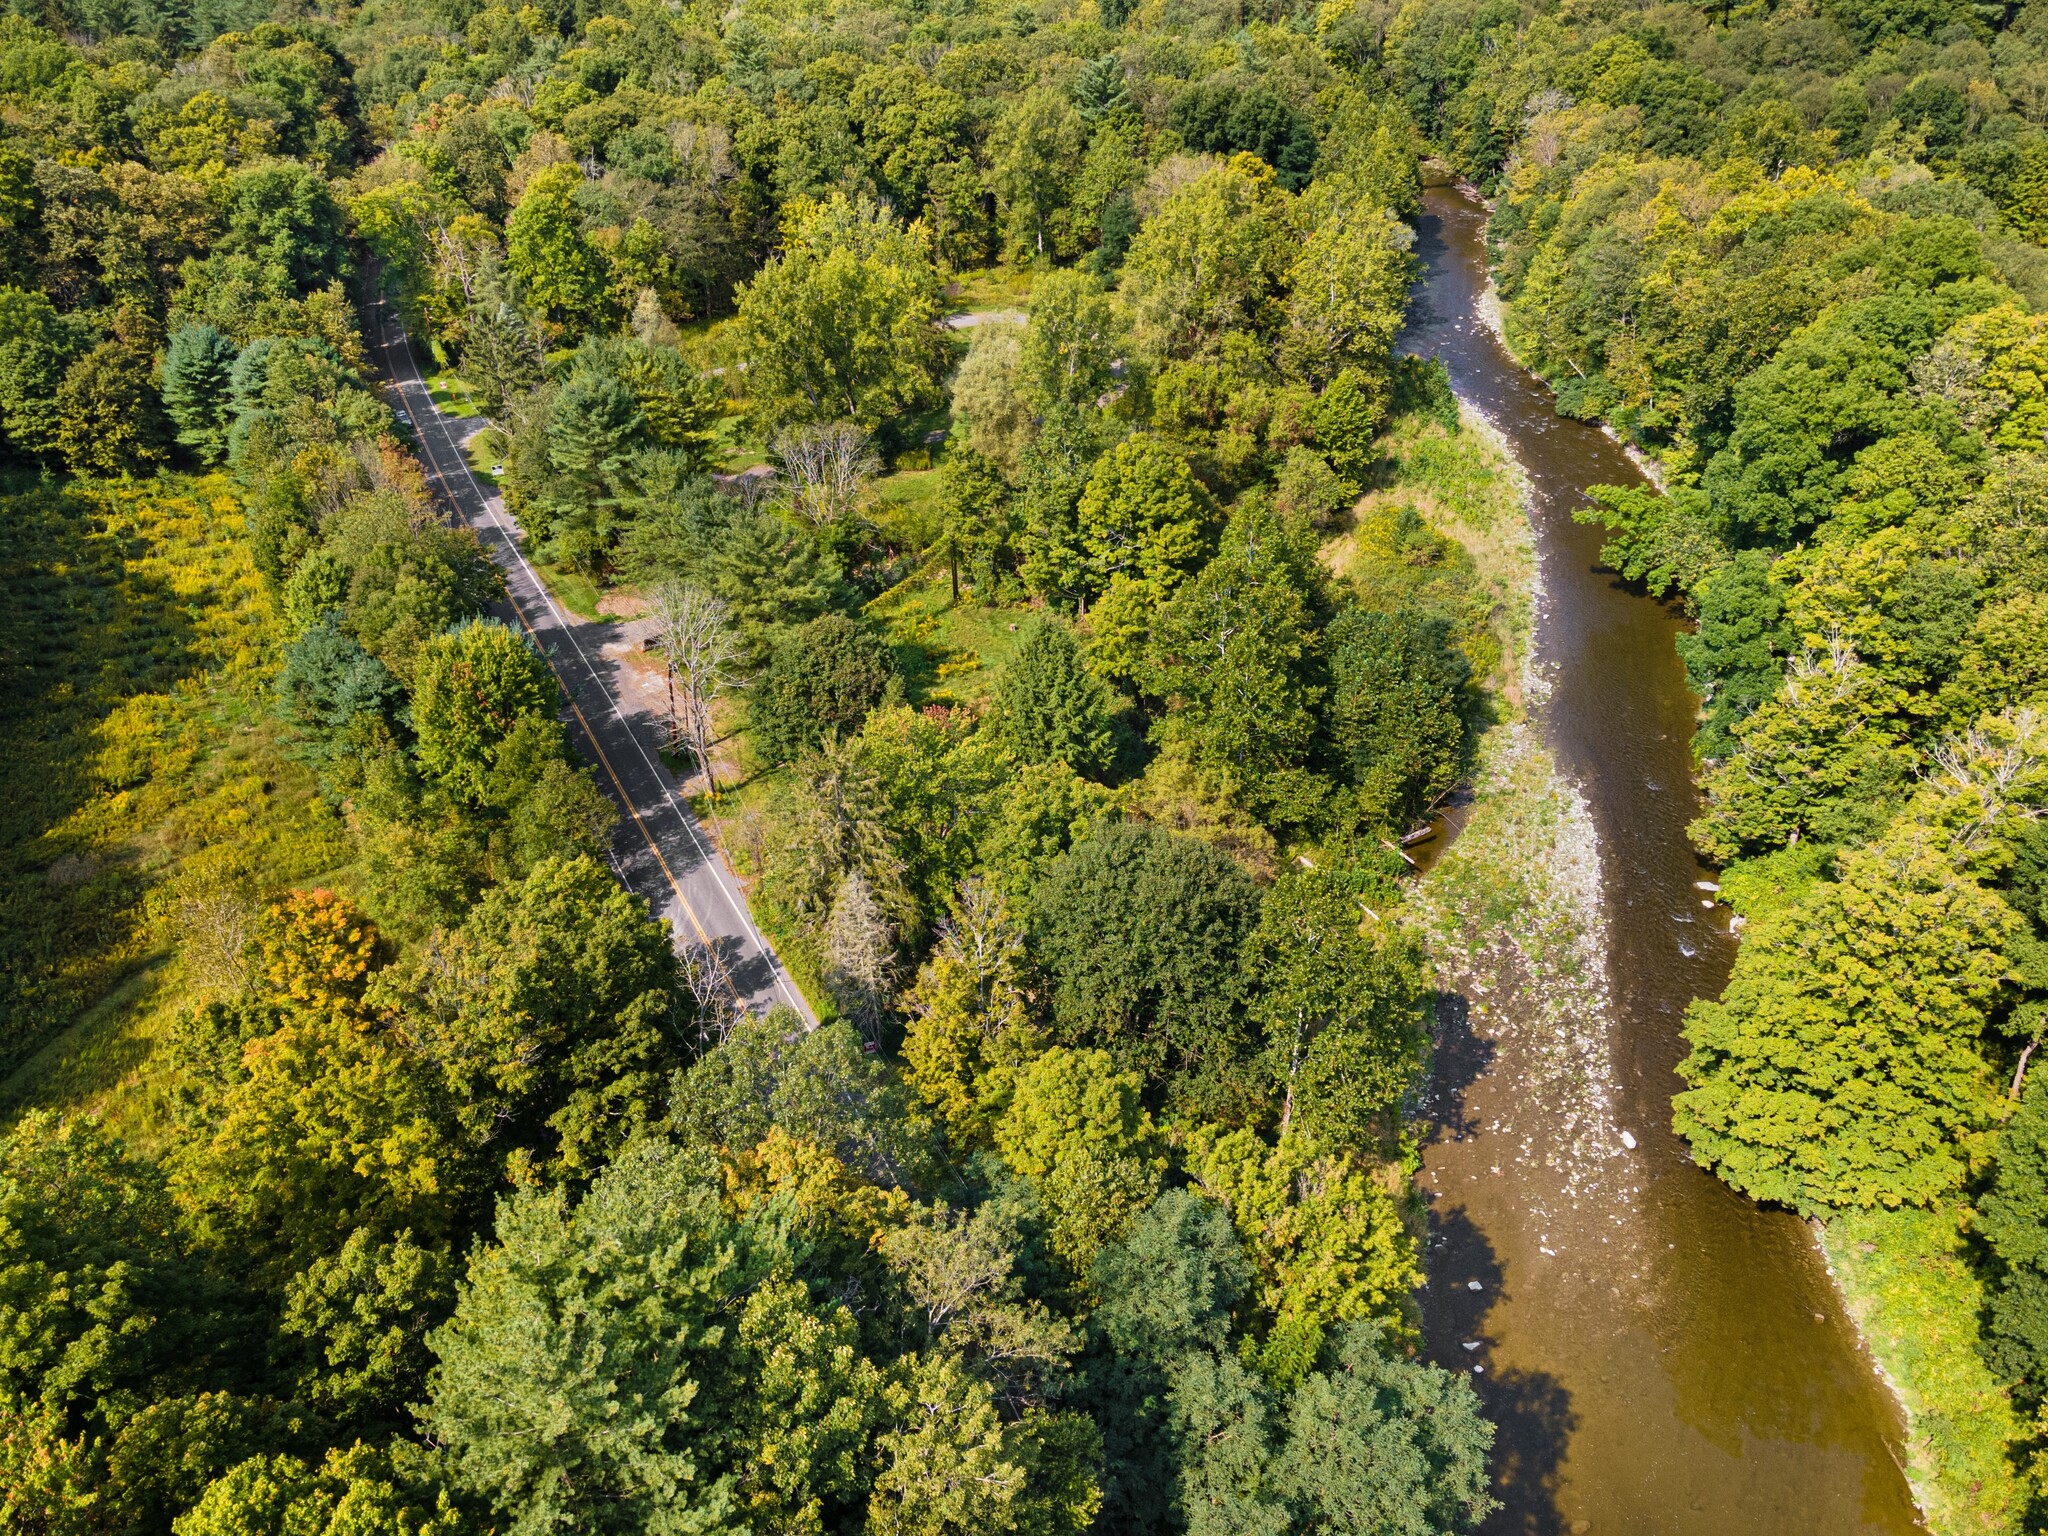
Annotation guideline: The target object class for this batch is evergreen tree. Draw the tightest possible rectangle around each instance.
[1325,605,1470,826]
[160,323,239,463]
[463,274,547,420]
[1082,1189,1251,1533]
[276,620,404,756]
[1314,367,1392,481]
[990,618,1114,774]
[751,614,898,765]
[534,367,648,570]
[1146,499,1326,788]
[1031,822,1263,1119]
[423,1140,771,1535]
[1270,1325,1497,1534]
[1171,1350,1288,1536]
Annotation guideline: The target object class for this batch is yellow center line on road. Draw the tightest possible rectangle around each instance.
[493,560,749,1011]
[374,314,752,1011]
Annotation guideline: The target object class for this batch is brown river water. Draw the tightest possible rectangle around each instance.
[1403,186,1925,1534]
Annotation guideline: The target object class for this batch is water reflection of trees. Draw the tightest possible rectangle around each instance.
[1426,1203,1576,1536]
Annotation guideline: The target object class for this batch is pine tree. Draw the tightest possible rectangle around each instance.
[1145,499,1325,785]
[160,324,239,464]
[751,615,898,766]
[1325,605,1469,826]
[990,618,1113,774]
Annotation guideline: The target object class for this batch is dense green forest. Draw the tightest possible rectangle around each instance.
[0,0,1512,1531]
[1403,0,2048,1518]
[27,0,2048,1517]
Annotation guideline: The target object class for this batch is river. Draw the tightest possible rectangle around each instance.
[1403,185,1925,1534]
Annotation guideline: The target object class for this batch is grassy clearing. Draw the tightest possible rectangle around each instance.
[424,370,487,421]
[530,559,603,621]
[463,424,509,489]
[944,266,1036,313]
[871,466,948,548]
[0,476,352,1134]
[864,569,1033,708]
[700,757,841,1024]
[1822,1209,2025,1536]
[0,958,183,1155]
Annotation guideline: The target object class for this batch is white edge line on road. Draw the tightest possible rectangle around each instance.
[374,300,812,1021]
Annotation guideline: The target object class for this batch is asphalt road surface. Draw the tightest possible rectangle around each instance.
[364,294,812,1024]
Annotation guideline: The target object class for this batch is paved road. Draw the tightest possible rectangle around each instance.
[363,294,812,1024]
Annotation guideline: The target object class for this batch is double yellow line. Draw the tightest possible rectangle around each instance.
[493,574,749,1012]
[382,329,750,1013]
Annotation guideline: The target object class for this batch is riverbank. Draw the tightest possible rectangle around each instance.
[1480,232,2004,1536]
[1385,409,1634,1313]
[1819,1209,2023,1534]
[1397,183,1922,1534]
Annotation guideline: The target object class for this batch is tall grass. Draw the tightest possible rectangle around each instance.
[0,475,350,1137]
[1823,1208,2025,1536]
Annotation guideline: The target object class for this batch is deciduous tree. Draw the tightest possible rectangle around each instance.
[994,1046,1165,1273]
[728,196,948,432]
[409,619,560,807]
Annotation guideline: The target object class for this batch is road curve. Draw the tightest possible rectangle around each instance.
[363,293,813,1025]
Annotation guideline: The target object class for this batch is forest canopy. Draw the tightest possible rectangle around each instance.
[0,0,1509,1533]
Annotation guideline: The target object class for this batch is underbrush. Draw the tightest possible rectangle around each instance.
[0,475,349,1128]
[1822,1208,2025,1536]
[1325,408,1532,714]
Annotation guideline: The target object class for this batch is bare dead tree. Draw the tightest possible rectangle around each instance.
[772,421,877,526]
[726,465,781,512]
[644,581,743,798]
[826,870,898,1045]
[679,940,742,1048]
[174,882,259,995]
